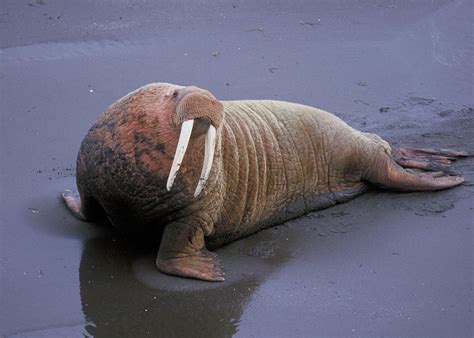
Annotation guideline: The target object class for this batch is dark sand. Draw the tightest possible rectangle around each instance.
[1,1,473,337]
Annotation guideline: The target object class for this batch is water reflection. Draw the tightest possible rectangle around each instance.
[79,225,293,337]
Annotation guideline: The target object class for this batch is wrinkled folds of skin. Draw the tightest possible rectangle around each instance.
[76,83,390,249]
[71,82,466,280]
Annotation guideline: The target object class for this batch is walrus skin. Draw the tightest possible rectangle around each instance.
[63,83,467,281]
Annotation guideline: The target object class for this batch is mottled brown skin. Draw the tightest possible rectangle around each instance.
[63,83,467,281]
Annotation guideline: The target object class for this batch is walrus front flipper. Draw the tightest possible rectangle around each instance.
[156,222,225,282]
[62,189,101,221]
[368,147,467,191]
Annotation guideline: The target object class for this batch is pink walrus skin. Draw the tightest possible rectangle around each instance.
[63,83,467,281]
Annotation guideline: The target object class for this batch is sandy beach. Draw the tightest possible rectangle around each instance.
[1,1,472,336]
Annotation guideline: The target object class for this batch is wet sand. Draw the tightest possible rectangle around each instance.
[1,1,473,337]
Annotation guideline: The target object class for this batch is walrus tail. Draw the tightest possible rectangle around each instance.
[366,146,467,191]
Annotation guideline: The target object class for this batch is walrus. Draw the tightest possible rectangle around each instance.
[63,83,467,281]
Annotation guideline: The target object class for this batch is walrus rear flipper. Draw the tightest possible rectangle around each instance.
[367,146,467,191]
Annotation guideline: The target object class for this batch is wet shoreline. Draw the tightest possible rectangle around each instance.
[1,1,472,336]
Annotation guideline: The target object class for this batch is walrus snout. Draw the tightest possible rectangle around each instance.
[174,91,224,128]
[167,87,224,197]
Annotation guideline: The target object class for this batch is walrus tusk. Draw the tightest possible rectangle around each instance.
[194,125,217,197]
[166,120,217,196]
[166,119,194,191]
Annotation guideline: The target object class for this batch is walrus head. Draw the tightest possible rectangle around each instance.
[154,83,224,197]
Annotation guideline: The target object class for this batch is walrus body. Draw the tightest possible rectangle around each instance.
[63,83,467,281]
[204,100,382,248]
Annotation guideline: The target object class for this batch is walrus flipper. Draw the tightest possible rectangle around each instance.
[368,146,467,191]
[62,189,101,221]
[156,222,225,282]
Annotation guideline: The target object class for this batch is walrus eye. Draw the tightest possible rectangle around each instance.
[166,119,217,197]
[172,90,179,99]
